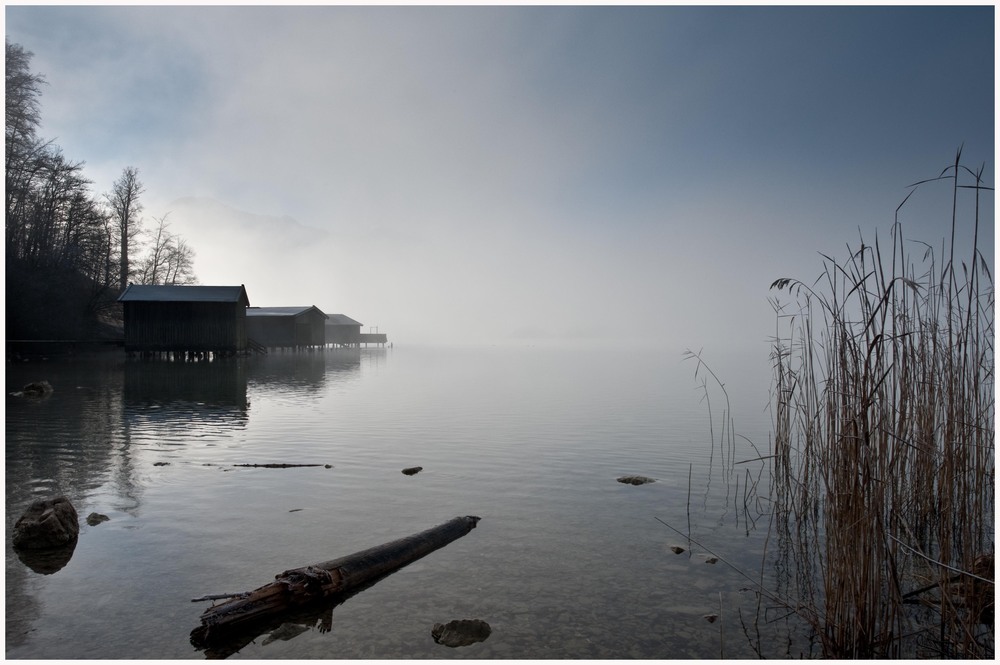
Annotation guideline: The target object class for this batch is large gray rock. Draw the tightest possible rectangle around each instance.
[12,496,80,549]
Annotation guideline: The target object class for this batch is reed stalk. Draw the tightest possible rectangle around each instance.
[767,152,994,657]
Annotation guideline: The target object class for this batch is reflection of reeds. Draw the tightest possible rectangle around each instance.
[767,150,994,658]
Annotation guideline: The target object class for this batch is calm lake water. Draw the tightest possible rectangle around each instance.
[6,344,792,659]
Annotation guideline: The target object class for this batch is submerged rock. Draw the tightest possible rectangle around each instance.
[86,513,110,526]
[402,466,423,476]
[12,496,79,549]
[10,380,54,398]
[431,619,492,647]
[617,475,655,486]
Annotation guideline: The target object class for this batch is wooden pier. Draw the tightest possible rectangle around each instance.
[359,333,387,347]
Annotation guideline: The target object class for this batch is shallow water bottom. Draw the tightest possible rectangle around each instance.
[6,346,784,659]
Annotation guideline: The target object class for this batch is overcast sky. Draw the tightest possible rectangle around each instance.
[5,5,994,353]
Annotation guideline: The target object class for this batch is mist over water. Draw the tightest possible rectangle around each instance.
[6,345,789,659]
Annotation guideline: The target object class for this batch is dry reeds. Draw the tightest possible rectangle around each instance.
[767,149,994,658]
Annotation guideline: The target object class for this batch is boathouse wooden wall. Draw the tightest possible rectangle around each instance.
[325,314,363,347]
[119,285,250,354]
[246,306,328,348]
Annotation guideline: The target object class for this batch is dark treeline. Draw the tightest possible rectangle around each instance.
[6,40,196,341]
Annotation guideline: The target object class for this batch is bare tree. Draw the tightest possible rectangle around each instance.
[5,40,44,149]
[6,39,50,256]
[137,214,170,285]
[136,213,197,285]
[165,236,196,285]
[5,41,203,339]
[105,166,144,291]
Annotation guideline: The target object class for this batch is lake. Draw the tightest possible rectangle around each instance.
[6,344,795,659]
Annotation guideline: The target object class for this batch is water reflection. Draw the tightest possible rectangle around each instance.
[6,346,786,659]
[6,355,129,647]
[6,357,128,506]
[14,539,77,575]
[191,582,365,659]
[124,358,249,414]
[245,348,363,398]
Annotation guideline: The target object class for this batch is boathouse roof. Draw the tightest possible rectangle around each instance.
[326,314,363,326]
[118,284,250,305]
[247,306,328,319]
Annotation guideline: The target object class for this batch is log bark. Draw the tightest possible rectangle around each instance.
[193,515,480,639]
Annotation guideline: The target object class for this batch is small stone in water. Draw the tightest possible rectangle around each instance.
[703,614,718,623]
[669,545,686,554]
[704,557,718,565]
[402,466,423,476]
[86,513,110,526]
[617,475,655,485]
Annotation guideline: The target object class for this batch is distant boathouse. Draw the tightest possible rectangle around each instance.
[118,284,386,357]
[246,306,328,350]
[324,314,387,347]
[118,284,250,357]
[325,314,363,347]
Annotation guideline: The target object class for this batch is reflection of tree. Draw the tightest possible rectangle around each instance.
[6,355,253,641]
[5,356,128,645]
[6,349,382,651]
[5,358,127,507]
[4,550,44,648]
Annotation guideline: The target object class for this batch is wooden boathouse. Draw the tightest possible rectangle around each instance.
[246,306,328,350]
[325,314,388,347]
[118,284,250,357]
[325,314,363,347]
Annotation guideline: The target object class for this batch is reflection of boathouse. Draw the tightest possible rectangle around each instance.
[246,306,328,350]
[124,360,249,416]
[118,284,250,356]
[246,347,362,396]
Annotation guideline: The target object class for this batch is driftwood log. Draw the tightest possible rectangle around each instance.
[192,515,481,644]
